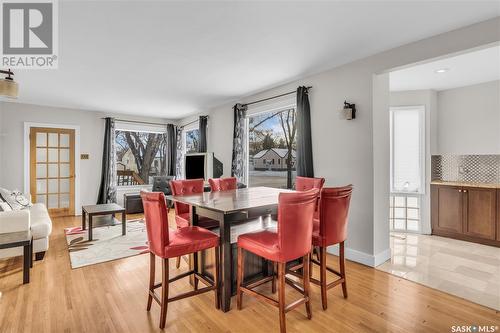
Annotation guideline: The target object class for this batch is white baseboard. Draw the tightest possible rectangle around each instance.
[326,245,391,268]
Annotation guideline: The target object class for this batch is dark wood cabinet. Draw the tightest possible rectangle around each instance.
[431,184,499,247]
[463,187,496,240]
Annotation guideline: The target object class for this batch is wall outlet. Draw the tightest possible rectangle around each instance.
[81,153,89,160]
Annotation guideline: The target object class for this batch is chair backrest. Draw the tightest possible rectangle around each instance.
[295,176,325,191]
[318,186,353,246]
[152,176,175,195]
[208,177,237,192]
[170,179,205,216]
[277,189,318,262]
[140,191,169,257]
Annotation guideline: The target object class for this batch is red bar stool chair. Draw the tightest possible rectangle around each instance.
[236,189,318,333]
[310,185,353,310]
[170,178,219,268]
[140,191,220,329]
[208,177,237,192]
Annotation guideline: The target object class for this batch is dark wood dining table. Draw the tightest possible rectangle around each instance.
[167,186,293,312]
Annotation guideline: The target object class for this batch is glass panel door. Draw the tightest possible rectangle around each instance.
[30,127,75,217]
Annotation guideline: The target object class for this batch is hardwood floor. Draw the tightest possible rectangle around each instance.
[1,213,499,332]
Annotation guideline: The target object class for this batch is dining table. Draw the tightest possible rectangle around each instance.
[167,186,293,312]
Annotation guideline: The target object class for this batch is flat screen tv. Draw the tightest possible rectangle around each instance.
[184,152,223,181]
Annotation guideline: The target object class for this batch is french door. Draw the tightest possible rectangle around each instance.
[30,127,75,217]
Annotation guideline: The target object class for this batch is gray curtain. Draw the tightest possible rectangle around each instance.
[175,126,184,179]
[97,117,117,204]
[166,124,177,176]
[199,116,208,153]
[231,103,248,184]
[296,86,314,177]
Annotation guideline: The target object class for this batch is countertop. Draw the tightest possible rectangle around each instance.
[430,180,500,189]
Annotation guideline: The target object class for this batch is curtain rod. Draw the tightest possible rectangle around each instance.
[180,115,208,129]
[242,86,312,107]
[102,117,169,127]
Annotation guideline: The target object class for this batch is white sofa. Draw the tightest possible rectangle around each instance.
[0,203,52,260]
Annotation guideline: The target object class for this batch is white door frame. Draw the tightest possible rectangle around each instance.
[23,122,81,216]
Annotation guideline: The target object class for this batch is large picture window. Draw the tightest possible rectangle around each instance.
[248,107,297,189]
[115,130,167,186]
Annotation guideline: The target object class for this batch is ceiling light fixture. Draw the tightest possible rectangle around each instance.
[0,69,18,98]
[434,68,450,74]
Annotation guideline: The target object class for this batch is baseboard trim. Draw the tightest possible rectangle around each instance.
[326,245,391,268]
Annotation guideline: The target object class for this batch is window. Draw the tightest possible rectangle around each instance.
[248,107,297,189]
[390,195,420,232]
[390,106,425,193]
[185,128,200,154]
[115,129,167,186]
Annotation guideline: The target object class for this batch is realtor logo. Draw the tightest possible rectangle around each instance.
[1,0,58,68]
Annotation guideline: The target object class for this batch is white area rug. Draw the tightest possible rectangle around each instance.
[64,218,148,268]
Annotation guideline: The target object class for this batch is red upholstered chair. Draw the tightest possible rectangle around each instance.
[208,177,237,192]
[311,185,353,310]
[140,191,220,329]
[295,176,325,219]
[170,179,219,268]
[236,189,318,333]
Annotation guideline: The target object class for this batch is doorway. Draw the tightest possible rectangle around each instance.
[29,127,75,217]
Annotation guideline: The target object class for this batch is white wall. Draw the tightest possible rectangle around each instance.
[390,90,438,235]
[181,17,500,266]
[0,102,172,213]
[437,80,500,154]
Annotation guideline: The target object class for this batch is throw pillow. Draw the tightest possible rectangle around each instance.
[0,188,32,210]
[0,202,12,212]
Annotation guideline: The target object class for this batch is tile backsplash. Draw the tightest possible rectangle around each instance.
[431,155,500,184]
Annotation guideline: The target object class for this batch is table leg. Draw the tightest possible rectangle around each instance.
[23,242,31,284]
[30,238,33,268]
[122,211,126,236]
[82,210,86,230]
[189,206,199,286]
[219,213,232,312]
[88,214,93,241]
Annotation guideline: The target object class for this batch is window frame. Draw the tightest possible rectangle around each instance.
[246,96,297,188]
[390,105,426,195]
[114,121,168,188]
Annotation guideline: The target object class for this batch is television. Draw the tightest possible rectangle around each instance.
[184,152,223,181]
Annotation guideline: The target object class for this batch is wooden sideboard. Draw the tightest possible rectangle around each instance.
[431,182,500,247]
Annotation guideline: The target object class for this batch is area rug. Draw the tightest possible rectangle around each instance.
[64,218,149,269]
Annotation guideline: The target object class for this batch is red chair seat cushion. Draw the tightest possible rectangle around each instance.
[237,230,281,262]
[176,213,219,229]
[164,226,219,258]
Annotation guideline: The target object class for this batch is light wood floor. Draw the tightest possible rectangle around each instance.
[1,213,499,333]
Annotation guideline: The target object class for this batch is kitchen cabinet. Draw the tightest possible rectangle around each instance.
[431,183,499,247]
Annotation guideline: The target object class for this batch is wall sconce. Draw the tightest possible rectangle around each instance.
[339,101,356,120]
[0,69,18,98]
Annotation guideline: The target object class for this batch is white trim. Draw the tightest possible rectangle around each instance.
[246,95,296,116]
[326,245,392,267]
[115,121,167,133]
[23,122,81,216]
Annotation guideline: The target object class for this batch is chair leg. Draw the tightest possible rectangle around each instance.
[278,262,286,333]
[236,247,245,310]
[159,258,169,329]
[309,251,313,280]
[176,256,181,269]
[340,241,348,298]
[320,246,328,310]
[193,251,199,291]
[214,246,220,309]
[303,255,312,319]
[147,252,155,311]
[271,261,277,294]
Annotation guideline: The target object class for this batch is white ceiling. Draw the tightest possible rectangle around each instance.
[9,1,500,119]
[390,45,500,91]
